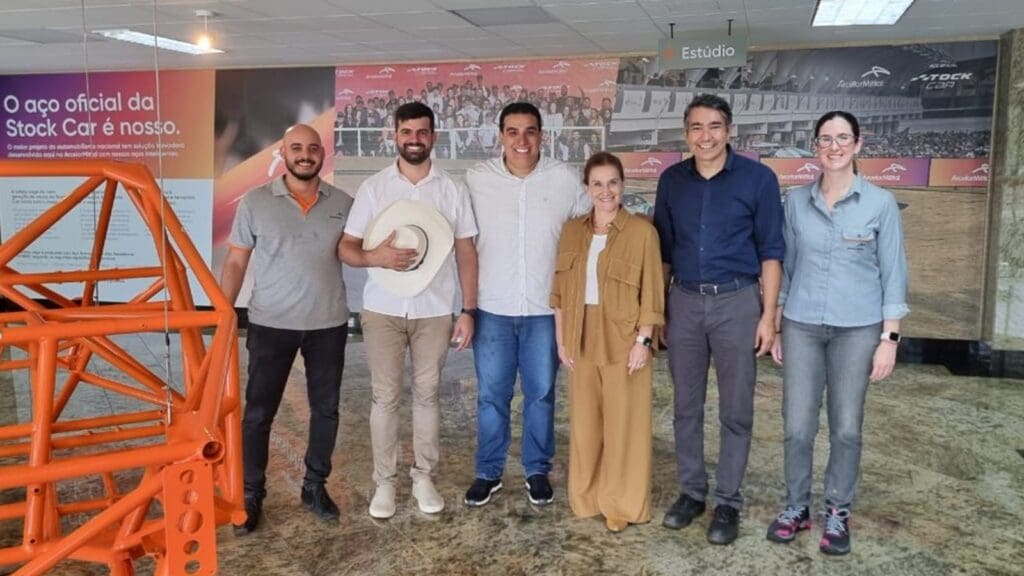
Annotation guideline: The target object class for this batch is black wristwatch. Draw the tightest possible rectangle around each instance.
[461,307,477,320]
[635,335,653,348]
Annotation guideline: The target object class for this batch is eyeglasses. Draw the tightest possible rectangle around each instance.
[813,134,856,148]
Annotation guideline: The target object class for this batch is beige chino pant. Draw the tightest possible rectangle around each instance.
[361,310,453,486]
[568,308,653,524]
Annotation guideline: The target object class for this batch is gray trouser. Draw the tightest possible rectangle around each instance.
[666,283,761,510]
[782,318,880,510]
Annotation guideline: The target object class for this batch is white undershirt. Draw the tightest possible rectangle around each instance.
[585,233,608,305]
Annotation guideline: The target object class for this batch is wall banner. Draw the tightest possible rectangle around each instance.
[0,70,214,303]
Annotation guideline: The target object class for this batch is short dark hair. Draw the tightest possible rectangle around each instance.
[394,102,434,132]
[583,151,624,184]
[499,101,542,132]
[814,110,861,141]
[684,93,733,126]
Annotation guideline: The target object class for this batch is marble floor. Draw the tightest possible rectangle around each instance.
[1,334,1022,575]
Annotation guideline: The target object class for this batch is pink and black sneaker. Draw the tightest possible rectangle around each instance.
[819,507,852,555]
[766,505,811,543]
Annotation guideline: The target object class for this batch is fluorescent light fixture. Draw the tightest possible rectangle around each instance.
[812,0,915,26]
[92,29,223,55]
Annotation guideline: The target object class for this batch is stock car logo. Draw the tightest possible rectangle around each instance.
[464,64,481,71]
[861,66,891,78]
[973,163,990,175]
[379,67,396,74]
[338,88,354,96]
[640,157,663,167]
[882,162,908,174]
[553,61,571,69]
[797,163,820,173]
[600,79,616,87]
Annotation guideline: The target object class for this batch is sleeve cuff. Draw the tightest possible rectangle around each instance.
[638,311,665,327]
[882,303,910,319]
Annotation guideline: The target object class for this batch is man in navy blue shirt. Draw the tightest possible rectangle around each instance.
[653,94,784,545]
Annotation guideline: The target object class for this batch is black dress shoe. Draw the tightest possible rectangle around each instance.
[662,493,706,530]
[301,483,340,522]
[707,505,740,545]
[233,496,262,536]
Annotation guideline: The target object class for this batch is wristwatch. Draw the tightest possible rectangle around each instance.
[461,308,477,320]
[880,331,901,344]
[635,335,653,348]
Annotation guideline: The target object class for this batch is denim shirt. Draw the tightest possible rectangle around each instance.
[779,174,909,327]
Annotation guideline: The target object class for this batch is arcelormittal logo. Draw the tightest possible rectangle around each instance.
[861,66,891,78]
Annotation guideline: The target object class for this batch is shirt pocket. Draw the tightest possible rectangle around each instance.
[840,227,876,253]
[553,251,580,302]
[605,256,642,322]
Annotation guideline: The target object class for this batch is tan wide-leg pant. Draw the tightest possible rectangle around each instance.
[361,310,453,487]
[568,309,653,524]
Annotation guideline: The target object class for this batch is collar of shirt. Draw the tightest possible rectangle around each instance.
[493,155,559,181]
[683,144,737,180]
[581,207,629,232]
[808,173,864,214]
[270,175,333,198]
[385,160,439,187]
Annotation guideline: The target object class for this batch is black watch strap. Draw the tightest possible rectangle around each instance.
[461,307,477,320]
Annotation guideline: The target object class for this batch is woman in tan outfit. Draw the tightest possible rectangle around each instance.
[551,152,665,533]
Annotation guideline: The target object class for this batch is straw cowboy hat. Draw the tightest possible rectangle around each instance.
[362,199,454,297]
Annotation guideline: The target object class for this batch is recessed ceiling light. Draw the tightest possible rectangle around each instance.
[812,0,915,26]
[92,29,223,55]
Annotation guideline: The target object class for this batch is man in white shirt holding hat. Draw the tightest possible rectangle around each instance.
[339,102,478,519]
[463,102,589,507]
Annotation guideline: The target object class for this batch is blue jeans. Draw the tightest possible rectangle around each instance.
[781,319,881,509]
[472,310,559,480]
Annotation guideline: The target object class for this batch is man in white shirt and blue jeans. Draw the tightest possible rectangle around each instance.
[464,102,589,507]
[340,102,478,519]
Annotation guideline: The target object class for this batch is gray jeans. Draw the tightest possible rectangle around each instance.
[666,283,761,510]
[781,318,881,509]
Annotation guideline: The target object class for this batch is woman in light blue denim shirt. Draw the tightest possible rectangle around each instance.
[765,111,909,556]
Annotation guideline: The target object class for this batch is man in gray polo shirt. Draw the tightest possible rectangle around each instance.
[220,123,353,535]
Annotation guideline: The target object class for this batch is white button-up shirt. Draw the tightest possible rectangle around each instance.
[467,156,590,316]
[345,162,478,319]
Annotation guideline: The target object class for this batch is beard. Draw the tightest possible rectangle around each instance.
[285,157,322,181]
[398,143,431,165]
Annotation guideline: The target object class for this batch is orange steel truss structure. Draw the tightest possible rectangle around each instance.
[0,160,243,575]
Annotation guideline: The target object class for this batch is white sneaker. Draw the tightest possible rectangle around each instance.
[412,479,445,514]
[369,484,396,519]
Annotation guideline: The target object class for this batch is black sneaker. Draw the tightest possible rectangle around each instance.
[819,507,851,555]
[464,478,503,506]
[525,474,553,506]
[662,493,706,530]
[766,505,811,543]
[301,482,340,522]
[707,505,740,545]
[233,496,262,536]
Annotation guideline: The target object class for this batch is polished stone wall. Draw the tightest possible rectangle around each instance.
[988,29,1024,349]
